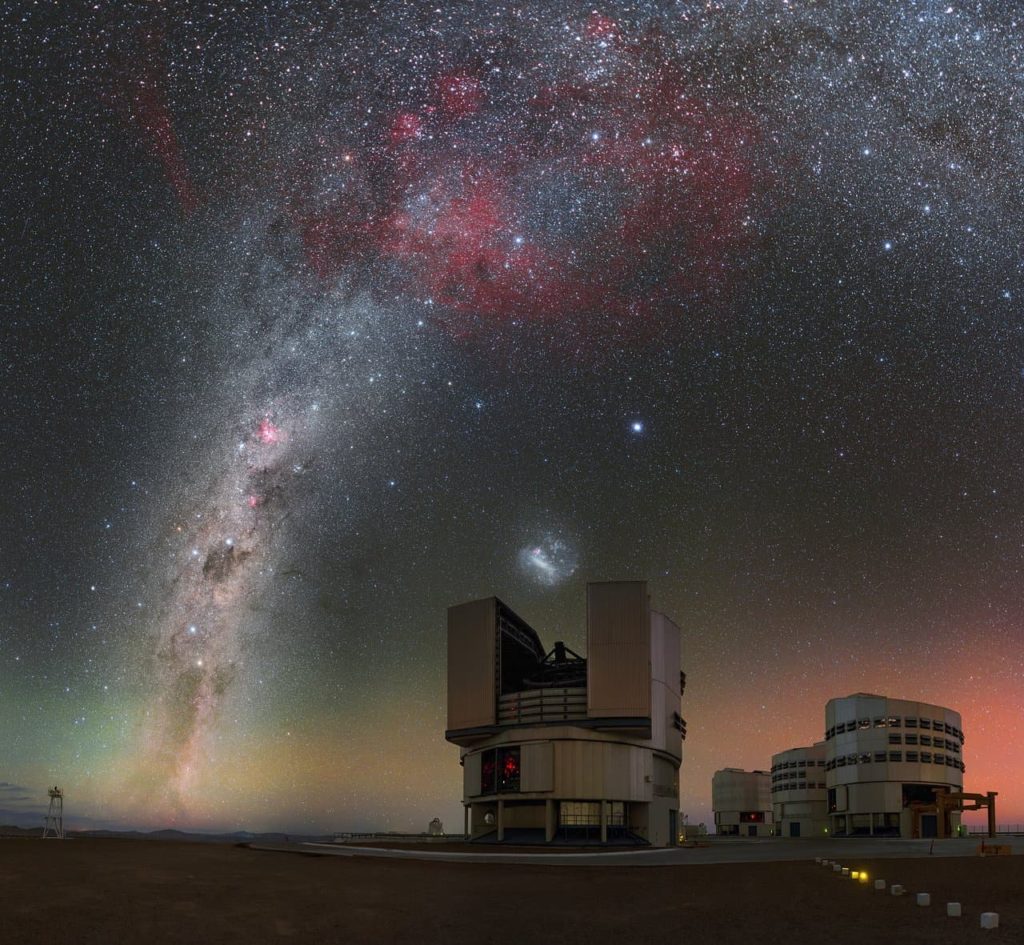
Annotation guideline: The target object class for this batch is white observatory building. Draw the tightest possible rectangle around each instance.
[824,693,965,838]
[445,580,686,846]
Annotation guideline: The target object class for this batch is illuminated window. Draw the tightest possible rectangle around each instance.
[479,746,521,795]
[858,718,871,730]
[887,716,901,727]
[739,811,765,823]
[873,717,886,728]
[559,801,600,826]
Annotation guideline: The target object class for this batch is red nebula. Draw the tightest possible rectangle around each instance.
[292,18,764,345]
[435,72,486,122]
[256,419,280,445]
[390,112,424,144]
[114,30,200,216]
[247,495,262,509]
[584,13,620,41]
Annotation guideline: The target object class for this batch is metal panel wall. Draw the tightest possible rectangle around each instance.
[447,598,497,731]
[463,751,483,799]
[521,741,554,792]
[586,581,651,719]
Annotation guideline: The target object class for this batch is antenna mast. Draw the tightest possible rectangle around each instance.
[42,786,64,839]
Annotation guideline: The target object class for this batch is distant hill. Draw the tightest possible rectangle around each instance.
[0,825,331,844]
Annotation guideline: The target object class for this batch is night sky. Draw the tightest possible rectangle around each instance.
[3,1,1022,834]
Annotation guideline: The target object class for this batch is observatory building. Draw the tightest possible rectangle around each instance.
[711,768,774,836]
[824,693,966,838]
[445,581,686,846]
[770,742,829,838]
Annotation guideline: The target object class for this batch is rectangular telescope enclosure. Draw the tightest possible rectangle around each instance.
[586,581,651,720]
[445,581,685,847]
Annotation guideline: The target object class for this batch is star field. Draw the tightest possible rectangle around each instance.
[2,1,1023,832]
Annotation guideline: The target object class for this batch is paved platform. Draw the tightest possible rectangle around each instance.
[254,836,1024,866]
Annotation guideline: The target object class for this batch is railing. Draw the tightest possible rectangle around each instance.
[498,687,587,724]
[967,824,1024,835]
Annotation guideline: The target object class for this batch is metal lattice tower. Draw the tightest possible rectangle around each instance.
[41,786,64,839]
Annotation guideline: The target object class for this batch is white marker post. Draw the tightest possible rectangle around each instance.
[980,913,999,930]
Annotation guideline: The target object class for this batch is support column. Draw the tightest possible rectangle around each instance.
[497,799,505,842]
[987,793,997,838]
[869,813,875,836]
[464,804,470,840]
[545,799,555,843]
[600,800,607,843]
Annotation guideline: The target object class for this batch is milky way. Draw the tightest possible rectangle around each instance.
[5,2,1024,831]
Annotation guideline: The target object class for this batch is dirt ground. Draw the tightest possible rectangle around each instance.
[0,839,1018,945]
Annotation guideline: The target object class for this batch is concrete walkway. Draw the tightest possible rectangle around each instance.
[245,837,1024,867]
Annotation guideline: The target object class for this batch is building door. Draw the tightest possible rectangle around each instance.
[669,809,678,846]
[747,825,757,837]
[790,821,801,838]
[921,815,938,838]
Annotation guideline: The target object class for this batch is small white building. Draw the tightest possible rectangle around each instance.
[771,742,828,838]
[825,693,965,838]
[712,768,773,837]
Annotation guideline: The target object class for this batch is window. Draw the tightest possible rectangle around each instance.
[858,753,871,765]
[559,801,600,826]
[739,811,765,823]
[945,756,955,767]
[905,751,919,762]
[874,751,886,762]
[935,720,946,732]
[827,727,835,739]
[921,752,932,763]
[858,718,871,730]
[887,716,901,727]
[873,717,886,728]
[905,734,918,745]
[479,746,521,795]
[846,754,857,765]
[817,759,825,767]
[889,751,902,762]
[836,757,846,767]
[920,719,931,730]
[905,717,918,728]
[920,735,932,746]
[934,753,945,765]
[888,734,902,745]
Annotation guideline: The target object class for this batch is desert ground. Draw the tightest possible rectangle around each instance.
[0,838,1019,944]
